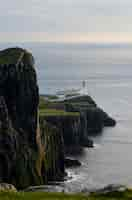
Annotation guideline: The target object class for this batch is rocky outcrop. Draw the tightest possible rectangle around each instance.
[43,115,81,146]
[90,184,127,195]
[0,183,17,192]
[65,95,116,135]
[39,119,64,182]
[64,158,81,167]
[40,94,116,153]
[42,114,93,153]
[0,48,65,189]
[80,108,116,135]
[0,48,41,188]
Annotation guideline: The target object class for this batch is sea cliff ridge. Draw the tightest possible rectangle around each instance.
[0,47,116,190]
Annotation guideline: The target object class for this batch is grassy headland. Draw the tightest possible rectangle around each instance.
[39,109,80,117]
[39,96,80,117]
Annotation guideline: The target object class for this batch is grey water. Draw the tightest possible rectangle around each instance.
[1,42,132,191]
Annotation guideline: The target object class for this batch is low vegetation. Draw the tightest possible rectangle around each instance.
[39,96,80,117]
[0,48,24,64]
[39,109,80,117]
[1,189,132,200]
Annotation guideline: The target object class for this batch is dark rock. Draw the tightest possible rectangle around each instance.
[65,96,116,136]
[64,145,83,155]
[39,120,65,183]
[42,113,94,152]
[0,48,65,189]
[103,112,116,127]
[80,108,104,135]
[40,92,116,156]
[90,184,127,194]
[43,115,82,146]
[64,158,81,167]
[0,48,41,188]
[64,95,97,107]
[80,137,94,148]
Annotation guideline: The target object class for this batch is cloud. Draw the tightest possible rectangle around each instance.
[0,31,132,43]
[0,0,132,42]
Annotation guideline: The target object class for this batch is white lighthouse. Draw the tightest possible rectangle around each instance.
[81,80,87,95]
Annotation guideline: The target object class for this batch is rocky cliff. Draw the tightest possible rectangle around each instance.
[42,114,93,152]
[39,119,64,182]
[0,47,116,189]
[65,95,116,135]
[0,48,64,189]
[40,94,116,152]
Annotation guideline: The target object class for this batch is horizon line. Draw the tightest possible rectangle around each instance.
[1,41,132,45]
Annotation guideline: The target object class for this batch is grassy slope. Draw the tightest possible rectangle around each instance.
[0,47,33,65]
[1,190,132,200]
[0,48,24,64]
[39,96,80,117]
[39,109,80,117]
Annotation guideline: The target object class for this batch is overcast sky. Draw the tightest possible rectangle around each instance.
[0,0,132,42]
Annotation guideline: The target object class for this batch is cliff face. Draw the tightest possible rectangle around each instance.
[0,48,41,188]
[0,48,64,188]
[40,95,116,152]
[39,119,64,182]
[42,115,81,146]
[41,114,93,154]
[65,95,116,135]
[0,47,116,188]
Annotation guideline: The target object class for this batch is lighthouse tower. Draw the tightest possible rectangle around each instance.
[81,80,87,95]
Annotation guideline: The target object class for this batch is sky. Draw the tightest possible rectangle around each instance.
[0,0,132,43]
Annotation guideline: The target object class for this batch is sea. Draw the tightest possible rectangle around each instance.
[1,42,132,192]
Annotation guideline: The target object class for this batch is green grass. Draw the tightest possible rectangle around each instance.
[0,47,33,65]
[0,48,24,64]
[39,96,80,117]
[1,190,132,200]
[0,192,86,200]
[39,109,80,117]
[39,97,64,110]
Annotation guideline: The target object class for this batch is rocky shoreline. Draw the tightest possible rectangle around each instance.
[0,47,116,191]
[24,183,127,194]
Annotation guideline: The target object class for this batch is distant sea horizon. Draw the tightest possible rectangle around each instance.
[1,41,132,47]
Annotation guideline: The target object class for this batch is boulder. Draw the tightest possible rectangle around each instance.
[64,158,81,167]
[0,183,17,192]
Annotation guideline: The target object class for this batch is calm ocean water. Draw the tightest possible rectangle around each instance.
[1,42,132,191]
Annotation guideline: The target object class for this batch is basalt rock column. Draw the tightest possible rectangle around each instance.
[0,48,41,188]
[0,48,65,188]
